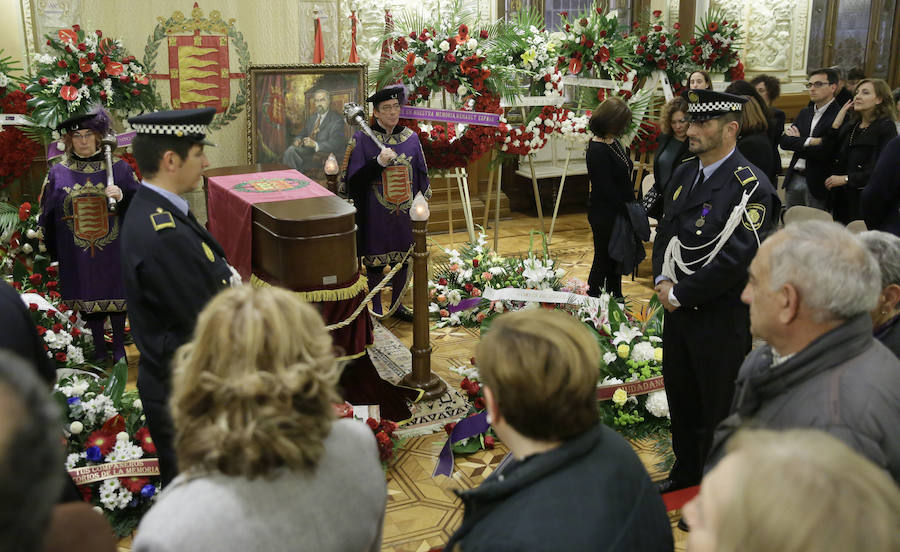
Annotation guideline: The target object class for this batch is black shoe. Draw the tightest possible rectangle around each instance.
[677,518,690,532]
[392,305,414,322]
[655,477,690,494]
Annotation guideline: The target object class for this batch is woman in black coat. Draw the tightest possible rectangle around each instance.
[585,97,634,298]
[652,96,692,196]
[824,78,899,224]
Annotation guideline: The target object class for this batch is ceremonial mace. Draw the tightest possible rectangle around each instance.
[100,130,118,212]
[342,102,446,400]
[343,102,385,148]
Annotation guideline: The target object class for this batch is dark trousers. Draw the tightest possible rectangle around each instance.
[662,302,751,485]
[588,212,622,298]
[138,386,178,487]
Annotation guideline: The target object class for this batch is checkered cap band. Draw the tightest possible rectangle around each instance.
[131,123,209,137]
[689,101,743,113]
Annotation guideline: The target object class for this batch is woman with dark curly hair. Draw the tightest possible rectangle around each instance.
[132,286,386,552]
[823,78,898,224]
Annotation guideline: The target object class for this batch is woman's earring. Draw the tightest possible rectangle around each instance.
[485,413,492,425]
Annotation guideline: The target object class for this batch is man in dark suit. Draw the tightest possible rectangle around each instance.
[121,107,237,486]
[652,90,780,493]
[282,88,347,173]
[780,68,842,211]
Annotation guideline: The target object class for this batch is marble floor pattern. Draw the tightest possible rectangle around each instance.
[119,212,687,551]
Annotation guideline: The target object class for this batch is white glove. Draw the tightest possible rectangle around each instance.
[377,148,397,167]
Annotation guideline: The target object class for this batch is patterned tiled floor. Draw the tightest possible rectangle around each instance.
[120,212,686,551]
[376,213,687,552]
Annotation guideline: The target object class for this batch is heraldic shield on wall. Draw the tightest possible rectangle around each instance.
[143,4,251,129]
[247,63,367,186]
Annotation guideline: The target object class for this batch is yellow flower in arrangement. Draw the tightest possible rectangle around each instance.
[612,388,628,406]
[521,47,537,65]
[654,347,663,362]
[617,343,630,358]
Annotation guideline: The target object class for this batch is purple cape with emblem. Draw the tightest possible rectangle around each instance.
[342,122,431,267]
[38,154,140,312]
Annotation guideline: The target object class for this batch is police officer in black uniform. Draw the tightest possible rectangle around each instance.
[652,90,780,494]
[121,107,238,486]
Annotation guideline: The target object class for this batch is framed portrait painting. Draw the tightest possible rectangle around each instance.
[247,63,367,184]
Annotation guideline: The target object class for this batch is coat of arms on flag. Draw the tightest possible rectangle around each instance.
[143,3,251,129]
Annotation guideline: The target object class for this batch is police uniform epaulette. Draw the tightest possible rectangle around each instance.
[681,156,697,163]
[150,208,176,232]
[733,166,757,187]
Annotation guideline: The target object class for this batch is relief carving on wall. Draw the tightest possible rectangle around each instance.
[743,0,795,70]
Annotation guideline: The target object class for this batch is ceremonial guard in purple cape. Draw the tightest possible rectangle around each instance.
[121,107,239,486]
[341,85,431,321]
[38,108,140,364]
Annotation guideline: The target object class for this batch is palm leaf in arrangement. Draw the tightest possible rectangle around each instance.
[0,202,21,239]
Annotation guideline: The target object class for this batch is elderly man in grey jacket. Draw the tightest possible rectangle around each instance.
[708,220,900,483]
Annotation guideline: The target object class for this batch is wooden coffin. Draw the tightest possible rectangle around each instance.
[251,195,358,290]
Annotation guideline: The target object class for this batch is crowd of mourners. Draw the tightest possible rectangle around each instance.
[1,68,900,552]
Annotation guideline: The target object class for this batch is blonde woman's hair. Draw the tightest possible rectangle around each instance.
[738,95,768,134]
[714,428,900,552]
[171,285,341,478]
[476,309,600,441]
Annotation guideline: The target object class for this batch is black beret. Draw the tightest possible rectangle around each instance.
[366,85,407,106]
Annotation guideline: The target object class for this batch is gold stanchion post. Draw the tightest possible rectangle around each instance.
[400,193,447,400]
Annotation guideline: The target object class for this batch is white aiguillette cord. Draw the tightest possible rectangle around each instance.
[662,182,761,283]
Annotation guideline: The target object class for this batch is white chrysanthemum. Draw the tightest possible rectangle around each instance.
[602,352,617,366]
[645,390,670,418]
[428,302,439,313]
[65,452,85,470]
[600,375,623,385]
[439,40,450,52]
[105,440,144,463]
[631,341,656,363]
[99,479,125,511]
[82,394,117,425]
[66,344,84,365]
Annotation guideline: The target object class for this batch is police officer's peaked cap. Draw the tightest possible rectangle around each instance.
[367,85,407,106]
[686,89,747,122]
[128,107,217,146]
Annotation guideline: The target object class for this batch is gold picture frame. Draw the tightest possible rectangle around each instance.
[246,63,367,184]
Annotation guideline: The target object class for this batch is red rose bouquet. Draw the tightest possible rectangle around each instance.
[688,9,743,75]
[0,51,43,189]
[556,5,638,79]
[24,25,158,140]
[630,10,689,83]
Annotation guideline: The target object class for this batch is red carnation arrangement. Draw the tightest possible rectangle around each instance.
[0,52,42,190]
[690,9,742,75]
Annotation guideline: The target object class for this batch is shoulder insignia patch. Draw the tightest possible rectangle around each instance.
[202,242,215,262]
[742,203,766,231]
[734,165,758,187]
[150,211,175,232]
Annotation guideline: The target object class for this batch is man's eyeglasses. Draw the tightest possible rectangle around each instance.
[805,81,831,89]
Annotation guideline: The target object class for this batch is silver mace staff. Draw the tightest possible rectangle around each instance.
[100,130,118,212]
[343,102,385,148]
